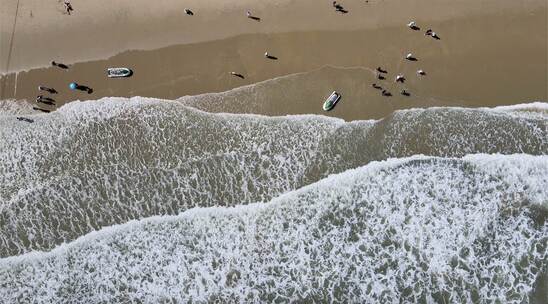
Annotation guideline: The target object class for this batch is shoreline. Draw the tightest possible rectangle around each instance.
[1,7,546,120]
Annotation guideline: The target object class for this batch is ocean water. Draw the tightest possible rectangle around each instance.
[0,98,546,303]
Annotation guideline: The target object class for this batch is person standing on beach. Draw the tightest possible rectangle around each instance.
[51,61,69,69]
[64,1,74,15]
[38,86,58,94]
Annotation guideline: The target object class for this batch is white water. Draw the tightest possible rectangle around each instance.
[0,154,546,303]
[0,99,546,258]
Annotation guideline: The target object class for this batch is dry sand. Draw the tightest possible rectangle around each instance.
[1,0,543,74]
[0,0,546,120]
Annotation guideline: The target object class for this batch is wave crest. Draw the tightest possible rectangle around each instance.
[1,155,546,303]
[0,99,546,257]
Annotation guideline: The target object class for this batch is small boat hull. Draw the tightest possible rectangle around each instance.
[323,91,341,111]
[107,68,133,78]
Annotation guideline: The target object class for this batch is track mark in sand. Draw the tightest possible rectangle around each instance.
[0,0,21,99]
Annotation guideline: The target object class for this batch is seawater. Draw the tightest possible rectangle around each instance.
[0,98,546,303]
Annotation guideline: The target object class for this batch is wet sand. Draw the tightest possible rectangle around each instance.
[1,7,546,120]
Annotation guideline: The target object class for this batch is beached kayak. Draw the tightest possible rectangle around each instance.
[107,68,133,78]
[323,91,341,111]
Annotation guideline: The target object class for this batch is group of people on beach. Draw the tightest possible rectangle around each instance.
[15,84,58,122]
[205,3,442,104]
[370,20,440,98]
[24,57,94,118]
[33,86,57,113]
[19,1,442,121]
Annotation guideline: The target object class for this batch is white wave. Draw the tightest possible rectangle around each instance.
[1,154,546,303]
[0,99,35,115]
[464,154,548,206]
[0,98,546,257]
[0,97,350,256]
[488,102,548,120]
[393,102,548,121]
[492,102,548,111]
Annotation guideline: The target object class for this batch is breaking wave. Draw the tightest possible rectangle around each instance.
[0,99,546,258]
[0,99,35,115]
[1,154,546,303]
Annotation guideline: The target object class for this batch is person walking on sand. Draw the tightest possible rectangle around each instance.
[38,86,58,94]
[407,21,420,30]
[51,61,69,69]
[230,72,245,79]
[246,11,261,21]
[64,1,74,15]
[376,67,387,74]
[17,117,34,123]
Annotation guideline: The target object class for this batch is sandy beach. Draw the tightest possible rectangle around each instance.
[0,0,546,119]
[1,0,543,73]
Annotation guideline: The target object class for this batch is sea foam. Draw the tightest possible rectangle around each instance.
[0,99,546,257]
[0,155,546,303]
